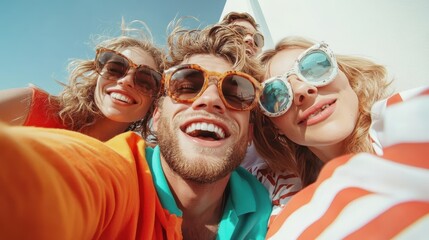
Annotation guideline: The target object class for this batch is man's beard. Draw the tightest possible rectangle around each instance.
[156,114,248,184]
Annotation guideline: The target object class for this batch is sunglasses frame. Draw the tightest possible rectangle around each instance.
[259,42,338,117]
[231,25,265,48]
[94,47,162,96]
[252,32,264,48]
[163,64,262,111]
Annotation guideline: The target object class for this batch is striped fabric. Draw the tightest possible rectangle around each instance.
[267,86,429,239]
[243,145,302,219]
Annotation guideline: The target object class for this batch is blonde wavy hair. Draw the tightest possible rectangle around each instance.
[254,36,392,186]
[165,22,263,79]
[53,20,165,138]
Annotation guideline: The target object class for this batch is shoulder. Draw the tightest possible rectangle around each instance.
[105,132,146,156]
[232,167,272,210]
[226,167,271,239]
[242,144,302,216]
[370,86,429,152]
[268,149,429,239]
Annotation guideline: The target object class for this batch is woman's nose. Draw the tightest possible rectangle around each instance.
[289,76,318,105]
[117,69,136,88]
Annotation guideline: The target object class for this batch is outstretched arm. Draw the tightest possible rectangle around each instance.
[0,124,142,239]
[0,87,33,125]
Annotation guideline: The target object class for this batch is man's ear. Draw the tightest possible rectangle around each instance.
[152,106,160,132]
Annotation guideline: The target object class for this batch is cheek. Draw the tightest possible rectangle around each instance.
[340,75,359,118]
[269,113,294,136]
[140,96,154,112]
[94,78,104,108]
[234,112,251,135]
[349,93,360,122]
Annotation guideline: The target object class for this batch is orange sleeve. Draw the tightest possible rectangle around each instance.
[0,124,141,240]
[24,87,65,128]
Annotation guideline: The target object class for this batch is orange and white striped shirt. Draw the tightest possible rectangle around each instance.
[267,86,429,239]
[242,144,302,219]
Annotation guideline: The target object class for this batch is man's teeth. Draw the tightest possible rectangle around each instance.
[308,104,330,119]
[185,122,226,139]
[111,92,133,103]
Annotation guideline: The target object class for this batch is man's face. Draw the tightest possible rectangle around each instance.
[153,54,253,184]
[231,19,263,56]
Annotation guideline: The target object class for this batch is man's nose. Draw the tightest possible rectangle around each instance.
[191,81,226,114]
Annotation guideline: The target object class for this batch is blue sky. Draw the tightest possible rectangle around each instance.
[0,0,226,94]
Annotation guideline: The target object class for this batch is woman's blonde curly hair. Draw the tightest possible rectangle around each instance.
[254,36,392,186]
[53,20,165,138]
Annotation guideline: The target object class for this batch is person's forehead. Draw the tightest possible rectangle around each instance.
[182,54,233,73]
[232,19,257,33]
[268,48,305,77]
[120,47,158,70]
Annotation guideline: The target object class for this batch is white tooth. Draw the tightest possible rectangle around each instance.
[185,122,226,139]
[207,123,215,132]
[308,111,320,119]
[214,126,225,139]
[214,126,220,135]
[308,104,331,120]
[186,123,195,133]
[111,93,132,103]
[219,129,225,139]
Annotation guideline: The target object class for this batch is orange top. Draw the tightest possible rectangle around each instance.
[24,87,66,129]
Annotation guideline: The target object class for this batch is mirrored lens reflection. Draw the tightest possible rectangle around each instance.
[261,79,291,114]
[299,51,333,83]
[98,52,129,80]
[253,33,264,48]
[170,69,205,100]
[222,75,256,109]
[135,68,160,94]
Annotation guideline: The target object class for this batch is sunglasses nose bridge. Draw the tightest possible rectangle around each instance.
[207,75,222,86]
[190,75,226,113]
[115,66,138,88]
[117,73,135,87]
[243,34,256,46]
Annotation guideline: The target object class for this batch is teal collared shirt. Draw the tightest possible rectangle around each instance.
[146,146,271,240]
